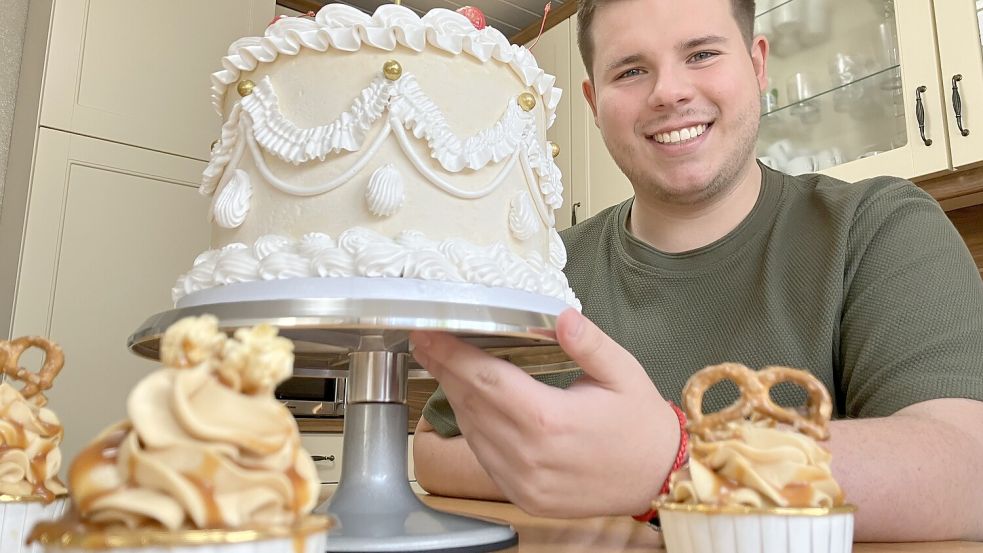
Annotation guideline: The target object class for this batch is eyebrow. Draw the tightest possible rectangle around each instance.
[604,54,644,74]
[602,34,730,74]
[676,34,728,51]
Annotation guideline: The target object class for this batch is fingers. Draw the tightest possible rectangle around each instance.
[555,308,651,391]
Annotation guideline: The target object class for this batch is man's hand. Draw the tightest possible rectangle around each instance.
[410,308,681,517]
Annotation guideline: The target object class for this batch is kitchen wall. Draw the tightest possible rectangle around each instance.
[0,0,30,213]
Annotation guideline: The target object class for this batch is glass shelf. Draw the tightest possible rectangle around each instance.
[754,0,903,175]
[762,63,901,118]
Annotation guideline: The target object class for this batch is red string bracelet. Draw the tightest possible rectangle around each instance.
[633,401,688,523]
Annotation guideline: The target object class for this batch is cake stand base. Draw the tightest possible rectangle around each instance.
[322,403,516,553]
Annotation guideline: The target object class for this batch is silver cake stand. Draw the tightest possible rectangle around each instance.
[128,278,577,553]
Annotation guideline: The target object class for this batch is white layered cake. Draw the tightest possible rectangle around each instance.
[173,4,579,310]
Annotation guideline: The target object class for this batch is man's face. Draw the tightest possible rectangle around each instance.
[583,0,768,205]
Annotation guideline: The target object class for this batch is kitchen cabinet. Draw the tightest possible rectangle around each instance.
[40,0,271,161]
[755,0,983,183]
[0,0,271,464]
[533,0,983,221]
[2,129,209,462]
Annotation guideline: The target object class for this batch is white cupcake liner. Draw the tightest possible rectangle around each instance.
[0,497,69,553]
[658,503,855,553]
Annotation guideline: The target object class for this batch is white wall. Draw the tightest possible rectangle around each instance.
[0,0,31,212]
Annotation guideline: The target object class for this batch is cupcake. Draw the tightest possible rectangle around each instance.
[655,363,856,553]
[1,337,70,553]
[28,316,331,553]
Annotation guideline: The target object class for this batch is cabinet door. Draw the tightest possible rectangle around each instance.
[528,19,574,231]
[568,15,634,221]
[40,0,272,161]
[934,0,983,169]
[755,0,950,182]
[9,129,209,464]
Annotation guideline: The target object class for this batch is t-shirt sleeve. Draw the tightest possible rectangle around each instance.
[840,179,983,417]
[422,385,462,437]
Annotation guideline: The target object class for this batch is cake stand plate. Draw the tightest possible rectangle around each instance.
[128,279,579,553]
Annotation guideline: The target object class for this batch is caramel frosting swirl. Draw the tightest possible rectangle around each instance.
[0,382,67,500]
[668,421,844,509]
[68,316,319,530]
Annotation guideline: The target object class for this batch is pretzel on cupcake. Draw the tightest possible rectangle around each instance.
[0,336,65,407]
[682,362,833,441]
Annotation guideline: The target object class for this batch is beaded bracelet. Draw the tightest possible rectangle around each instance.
[632,400,689,523]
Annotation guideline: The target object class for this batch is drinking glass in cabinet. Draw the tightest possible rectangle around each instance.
[754,0,905,174]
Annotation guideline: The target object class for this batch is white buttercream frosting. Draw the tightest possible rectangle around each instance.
[366,164,406,217]
[212,169,251,229]
[210,5,561,127]
[174,230,580,309]
[182,3,580,311]
[509,191,537,241]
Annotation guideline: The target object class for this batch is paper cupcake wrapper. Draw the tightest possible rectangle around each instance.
[28,515,330,553]
[0,497,69,553]
[657,502,855,553]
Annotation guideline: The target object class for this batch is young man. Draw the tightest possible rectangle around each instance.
[410,0,983,541]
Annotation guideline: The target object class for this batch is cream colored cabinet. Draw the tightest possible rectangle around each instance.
[933,0,983,170]
[2,129,209,462]
[755,0,983,182]
[40,0,272,161]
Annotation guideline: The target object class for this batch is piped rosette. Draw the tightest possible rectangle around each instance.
[654,363,856,553]
[28,316,330,552]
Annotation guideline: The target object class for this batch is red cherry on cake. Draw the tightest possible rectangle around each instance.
[456,6,487,30]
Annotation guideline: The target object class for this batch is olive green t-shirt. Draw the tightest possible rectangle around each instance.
[422,166,983,436]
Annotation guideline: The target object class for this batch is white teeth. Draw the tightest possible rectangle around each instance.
[652,124,707,144]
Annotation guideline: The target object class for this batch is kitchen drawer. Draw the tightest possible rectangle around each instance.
[301,433,416,484]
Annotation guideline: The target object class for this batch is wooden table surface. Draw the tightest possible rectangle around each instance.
[421,496,983,553]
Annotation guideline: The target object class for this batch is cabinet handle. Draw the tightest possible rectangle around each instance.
[951,74,970,137]
[915,86,933,146]
[571,202,581,226]
[312,455,336,462]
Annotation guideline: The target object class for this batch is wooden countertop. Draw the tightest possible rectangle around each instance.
[420,495,983,553]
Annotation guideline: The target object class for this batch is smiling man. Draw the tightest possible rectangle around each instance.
[410,0,983,542]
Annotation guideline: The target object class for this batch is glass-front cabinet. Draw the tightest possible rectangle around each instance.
[754,0,983,182]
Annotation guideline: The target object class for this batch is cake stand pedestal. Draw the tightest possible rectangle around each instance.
[128,279,576,553]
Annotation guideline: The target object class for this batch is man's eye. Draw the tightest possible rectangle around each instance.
[690,51,717,63]
[618,68,643,79]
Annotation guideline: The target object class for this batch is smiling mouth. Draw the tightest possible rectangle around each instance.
[648,123,711,145]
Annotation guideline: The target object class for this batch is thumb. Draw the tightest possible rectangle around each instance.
[555,308,649,389]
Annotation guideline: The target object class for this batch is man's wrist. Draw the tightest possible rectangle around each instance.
[633,400,689,523]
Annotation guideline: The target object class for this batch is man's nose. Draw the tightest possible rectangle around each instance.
[646,66,695,109]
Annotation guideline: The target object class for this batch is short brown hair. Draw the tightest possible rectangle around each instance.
[577,0,756,79]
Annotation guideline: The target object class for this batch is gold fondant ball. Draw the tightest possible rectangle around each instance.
[517,92,537,112]
[383,60,403,81]
[550,142,560,158]
[236,80,255,97]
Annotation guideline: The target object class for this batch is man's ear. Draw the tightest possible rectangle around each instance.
[582,78,600,127]
[750,34,770,93]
